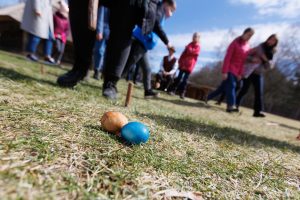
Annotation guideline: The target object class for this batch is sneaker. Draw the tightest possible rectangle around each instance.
[253,113,266,118]
[26,54,38,62]
[93,70,100,80]
[44,56,56,64]
[167,91,176,96]
[103,81,118,100]
[226,108,239,113]
[57,70,84,88]
[145,90,159,99]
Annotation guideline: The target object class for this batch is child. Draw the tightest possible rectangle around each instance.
[155,47,177,91]
[53,1,70,65]
[122,0,176,98]
[168,32,201,99]
[93,6,110,80]
[207,28,254,113]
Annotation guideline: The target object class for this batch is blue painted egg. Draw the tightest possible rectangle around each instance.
[121,122,150,145]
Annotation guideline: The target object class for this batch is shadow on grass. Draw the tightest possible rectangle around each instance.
[0,66,103,91]
[139,112,300,153]
[0,66,58,87]
[84,124,132,146]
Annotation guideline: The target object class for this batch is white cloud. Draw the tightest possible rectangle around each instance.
[230,0,300,18]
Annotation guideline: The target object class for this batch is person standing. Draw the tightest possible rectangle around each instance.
[207,28,254,112]
[236,34,278,117]
[93,6,110,80]
[57,0,164,98]
[21,0,55,64]
[155,47,177,91]
[122,0,176,98]
[53,1,70,65]
[168,32,201,99]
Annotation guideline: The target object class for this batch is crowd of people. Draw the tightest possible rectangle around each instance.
[20,0,278,118]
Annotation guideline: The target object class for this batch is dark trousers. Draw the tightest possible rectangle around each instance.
[123,40,152,91]
[102,1,140,83]
[217,81,241,103]
[208,73,238,107]
[169,70,190,95]
[236,73,264,114]
[68,0,139,81]
[156,73,173,91]
[69,0,96,75]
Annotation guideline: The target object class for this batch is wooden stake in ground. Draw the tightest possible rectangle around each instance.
[40,64,45,75]
[125,82,134,107]
[296,130,300,141]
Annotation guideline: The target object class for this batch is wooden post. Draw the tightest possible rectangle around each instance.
[125,82,134,107]
[40,64,45,75]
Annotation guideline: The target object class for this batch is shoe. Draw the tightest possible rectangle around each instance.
[253,113,266,118]
[167,91,176,96]
[93,70,100,80]
[226,108,239,113]
[145,90,159,99]
[103,81,118,100]
[57,70,84,88]
[26,54,38,62]
[44,56,55,64]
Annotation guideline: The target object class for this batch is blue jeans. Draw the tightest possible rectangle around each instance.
[208,73,238,107]
[93,39,107,71]
[26,32,53,56]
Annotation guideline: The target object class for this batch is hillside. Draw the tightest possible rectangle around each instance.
[0,51,299,199]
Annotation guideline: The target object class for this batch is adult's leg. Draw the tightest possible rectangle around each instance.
[225,73,238,108]
[93,40,106,72]
[168,70,184,92]
[138,52,152,91]
[57,0,96,87]
[102,1,139,84]
[236,76,252,107]
[123,40,146,80]
[26,34,41,54]
[177,72,190,96]
[133,65,140,83]
[44,31,54,57]
[252,74,264,114]
[207,81,226,100]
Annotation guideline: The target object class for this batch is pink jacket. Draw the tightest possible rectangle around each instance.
[222,37,250,77]
[53,12,70,44]
[178,42,201,73]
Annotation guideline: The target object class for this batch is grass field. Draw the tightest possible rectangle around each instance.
[0,51,300,199]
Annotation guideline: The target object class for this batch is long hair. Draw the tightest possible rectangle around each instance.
[262,34,279,60]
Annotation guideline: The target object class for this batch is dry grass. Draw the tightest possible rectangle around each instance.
[0,51,300,199]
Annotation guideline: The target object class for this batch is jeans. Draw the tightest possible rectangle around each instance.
[208,73,238,107]
[55,39,66,62]
[26,32,53,56]
[94,39,107,72]
[236,73,264,114]
[156,73,173,90]
[123,40,152,91]
[169,70,190,95]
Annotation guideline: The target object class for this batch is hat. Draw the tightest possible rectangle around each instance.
[59,1,69,18]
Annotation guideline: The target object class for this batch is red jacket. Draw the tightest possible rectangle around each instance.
[53,12,70,44]
[178,42,201,73]
[222,36,250,77]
